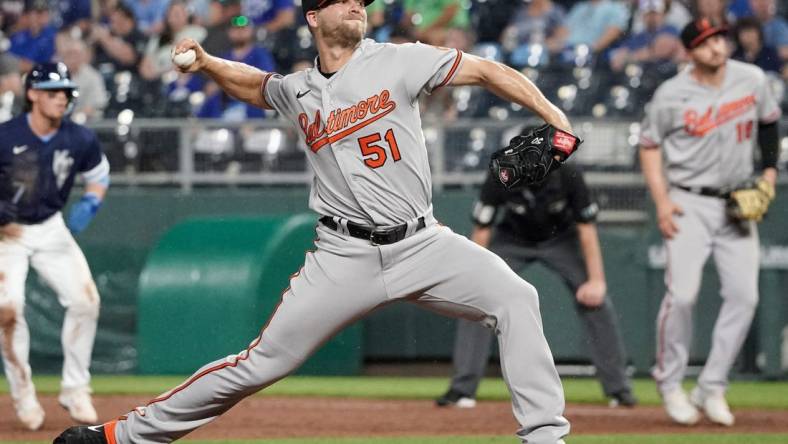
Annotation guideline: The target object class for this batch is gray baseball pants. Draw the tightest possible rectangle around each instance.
[113,218,569,444]
[653,189,759,396]
[447,230,631,399]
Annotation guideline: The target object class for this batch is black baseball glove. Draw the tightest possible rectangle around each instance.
[489,123,582,189]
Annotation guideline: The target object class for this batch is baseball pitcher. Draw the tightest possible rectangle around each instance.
[56,1,581,443]
[639,19,781,426]
[0,63,109,430]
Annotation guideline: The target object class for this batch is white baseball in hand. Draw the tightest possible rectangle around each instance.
[172,49,196,68]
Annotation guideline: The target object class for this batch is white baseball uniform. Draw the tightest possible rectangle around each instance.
[0,114,107,422]
[112,40,569,444]
[640,59,781,396]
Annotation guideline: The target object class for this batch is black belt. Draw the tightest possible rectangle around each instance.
[319,216,426,245]
[675,185,729,198]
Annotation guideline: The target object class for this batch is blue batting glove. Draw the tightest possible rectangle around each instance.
[66,193,102,234]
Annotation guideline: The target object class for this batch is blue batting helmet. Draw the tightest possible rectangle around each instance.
[24,62,79,110]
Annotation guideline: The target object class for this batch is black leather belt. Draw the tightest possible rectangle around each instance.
[675,185,729,198]
[319,216,426,245]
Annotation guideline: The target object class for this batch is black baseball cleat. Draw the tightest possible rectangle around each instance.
[608,389,638,408]
[53,424,110,444]
[435,389,477,408]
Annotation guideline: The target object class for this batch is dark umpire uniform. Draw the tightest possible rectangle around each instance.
[437,163,637,407]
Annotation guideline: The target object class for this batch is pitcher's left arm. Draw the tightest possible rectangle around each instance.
[450,54,572,134]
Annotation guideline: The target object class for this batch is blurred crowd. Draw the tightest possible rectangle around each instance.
[0,0,786,123]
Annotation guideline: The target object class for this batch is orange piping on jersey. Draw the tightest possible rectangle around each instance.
[260,73,274,109]
[683,94,755,137]
[761,109,781,124]
[299,89,397,152]
[435,49,463,90]
[656,244,673,374]
[639,135,659,149]
[104,420,118,444]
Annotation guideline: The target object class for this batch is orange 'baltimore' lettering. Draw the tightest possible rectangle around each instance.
[298,89,396,152]
[683,95,756,137]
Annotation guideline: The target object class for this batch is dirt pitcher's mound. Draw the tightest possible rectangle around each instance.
[2,395,787,441]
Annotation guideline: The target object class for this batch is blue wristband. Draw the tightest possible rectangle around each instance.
[66,193,102,234]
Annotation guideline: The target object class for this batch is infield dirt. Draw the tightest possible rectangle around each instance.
[2,395,787,440]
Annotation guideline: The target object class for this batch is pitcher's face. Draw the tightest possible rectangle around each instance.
[315,0,367,47]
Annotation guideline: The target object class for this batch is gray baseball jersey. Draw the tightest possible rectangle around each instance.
[640,60,781,401]
[263,39,462,226]
[109,39,570,444]
[640,59,781,188]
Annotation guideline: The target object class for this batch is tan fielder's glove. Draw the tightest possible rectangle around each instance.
[726,178,775,222]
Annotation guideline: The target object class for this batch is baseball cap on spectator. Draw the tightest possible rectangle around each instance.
[639,0,665,12]
[301,0,375,19]
[680,19,727,50]
[25,0,48,12]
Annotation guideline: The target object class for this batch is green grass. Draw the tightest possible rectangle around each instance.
[3,435,788,444]
[5,375,788,409]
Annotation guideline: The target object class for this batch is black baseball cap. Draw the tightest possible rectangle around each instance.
[302,0,375,19]
[25,0,49,12]
[681,19,727,50]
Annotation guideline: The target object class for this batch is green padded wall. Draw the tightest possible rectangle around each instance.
[136,214,362,375]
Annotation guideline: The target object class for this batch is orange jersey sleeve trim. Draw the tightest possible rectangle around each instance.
[639,135,660,149]
[260,72,274,109]
[435,49,463,90]
[761,109,781,124]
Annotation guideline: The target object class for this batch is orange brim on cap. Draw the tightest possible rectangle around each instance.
[688,26,727,49]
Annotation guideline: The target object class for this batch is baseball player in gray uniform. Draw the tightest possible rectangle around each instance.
[639,19,781,426]
[54,1,581,443]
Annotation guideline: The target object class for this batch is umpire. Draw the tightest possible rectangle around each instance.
[437,134,636,408]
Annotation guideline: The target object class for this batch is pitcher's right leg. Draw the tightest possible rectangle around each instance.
[113,226,388,443]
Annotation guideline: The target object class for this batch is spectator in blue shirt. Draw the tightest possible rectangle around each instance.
[750,0,788,64]
[728,0,753,19]
[124,0,170,36]
[501,0,568,65]
[564,0,630,56]
[610,0,682,71]
[54,0,93,30]
[8,1,57,72]
[242,0,295,34]
[732,16,783,75]
[629,0,691,34]
[197,15,275,120]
